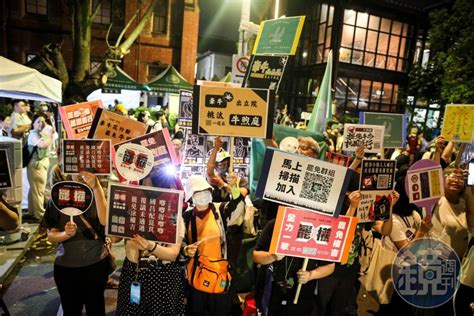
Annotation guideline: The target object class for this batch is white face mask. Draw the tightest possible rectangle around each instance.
[192,190,212,207]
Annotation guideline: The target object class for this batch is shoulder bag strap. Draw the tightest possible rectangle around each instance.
[78,214,100,241]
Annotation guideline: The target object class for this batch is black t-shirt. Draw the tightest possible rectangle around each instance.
[256,219,332,298]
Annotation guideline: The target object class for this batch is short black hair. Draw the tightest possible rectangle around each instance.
[0,114,5,122]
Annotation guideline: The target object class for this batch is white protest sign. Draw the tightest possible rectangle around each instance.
[342,124,385,154]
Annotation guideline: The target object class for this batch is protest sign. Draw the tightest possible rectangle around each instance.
[326,151,351,167]
[88,108,148,144]
[115,129,178,169]
[359,112,405,148]
[253,16,306,55]
[115,143,154,181]
[58,100,103,139]
[357,159,396,222]
[441,104,474,142]
[242,55,288,92]
[192,86,275,138]
[62,139,111,175]
[232,54,250,85]
[342,123,385,154]
[269,206,358,263]
[0,149,12,189]
[405,159,444,218]
[256,148,352,216]
[51,181,94,220]
[178,89,193,127]
[106,183,183,243]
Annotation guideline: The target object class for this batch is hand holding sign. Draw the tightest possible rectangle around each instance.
[51,181,94,223]
[64,221,77,237]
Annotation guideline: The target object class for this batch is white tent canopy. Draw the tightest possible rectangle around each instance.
[0,56,62,103]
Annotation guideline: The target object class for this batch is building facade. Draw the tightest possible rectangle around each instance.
[0,0,199,85]
[274,0,449,127]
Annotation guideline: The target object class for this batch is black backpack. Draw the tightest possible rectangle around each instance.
[22,144,37,168]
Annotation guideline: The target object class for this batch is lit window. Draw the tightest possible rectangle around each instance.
[339,10,411,72]
[26,0,47,15]
[153,0,168,34]
[93,0,111,25]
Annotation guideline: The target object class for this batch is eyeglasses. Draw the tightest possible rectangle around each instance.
[447,174,464,182]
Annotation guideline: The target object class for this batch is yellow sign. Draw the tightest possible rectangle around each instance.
[441,104,474,142]
[193,86,275,139]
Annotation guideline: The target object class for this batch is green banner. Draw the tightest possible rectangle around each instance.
[360,112,406,148]
[253,16,305,55]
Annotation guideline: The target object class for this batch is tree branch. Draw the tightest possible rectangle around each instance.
[91,0,102,21]
[115,8,139,48]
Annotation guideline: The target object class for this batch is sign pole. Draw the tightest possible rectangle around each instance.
[293,257,309,304]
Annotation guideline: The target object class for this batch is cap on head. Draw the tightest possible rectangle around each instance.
[216,151,230,163]
[184,175,213,201]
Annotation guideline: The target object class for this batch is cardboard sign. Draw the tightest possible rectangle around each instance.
[115,129,178,169]
[256,148,352,216]
[115,143,154,181]
[441,104,474,142]
[106,183,183,243]
[342,124,385,154]
[192,86,275,139]
[51,181,94,216]
[358,159,396,222]
[62,139,112,175]
[242,55,288,92]
[88,108,148,144]
[326,151,351,167]
[270,206,358,263]
[360,112,405,148]
[253,16,306,55]
[58,100,104,139]
[0,149,12,189]
[405,159,444,218]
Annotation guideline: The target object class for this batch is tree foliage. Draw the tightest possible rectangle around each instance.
[409,0,474,104]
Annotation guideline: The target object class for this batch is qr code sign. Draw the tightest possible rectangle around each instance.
[377,174,389,189]
[300,172,334,203]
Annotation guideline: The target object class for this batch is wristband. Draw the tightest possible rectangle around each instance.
[182,246,189,257]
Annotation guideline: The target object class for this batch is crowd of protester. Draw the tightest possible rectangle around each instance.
[0,99,473,316]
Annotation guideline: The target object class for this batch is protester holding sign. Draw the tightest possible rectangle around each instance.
[207,136,248,202]
[430,166,474,258]
[42,171,109,316]
[182,175,245,315]
[116,174,186,316]
[27,113,53,221]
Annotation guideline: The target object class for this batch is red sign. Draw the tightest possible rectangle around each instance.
[58,100,104,139]
[62,139,112,175]
[106,184,183,244]
[326,152,351,167]
[270,206,358,263]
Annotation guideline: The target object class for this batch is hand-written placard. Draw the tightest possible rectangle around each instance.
[88,108,148,144]
[51,181,94,216]
[357,159,396,222]
[256,148,352,217]
[58,100,104,139]
[192,85,275,139]
[269,206,358,263]
[441,104,474,143]
[0,149,12,189]
[343,124,385,154]
[62,139,112,175]
[106,183,183,243]
[405,159,444,218]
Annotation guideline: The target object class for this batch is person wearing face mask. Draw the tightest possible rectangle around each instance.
[207,136,248,202]
[182,175,245,315]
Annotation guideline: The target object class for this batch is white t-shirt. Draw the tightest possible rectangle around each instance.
[430,196,468,258]
[384,211,421,252]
